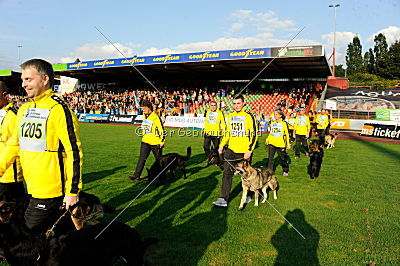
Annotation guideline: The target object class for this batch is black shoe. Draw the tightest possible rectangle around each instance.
[128,175,141,181]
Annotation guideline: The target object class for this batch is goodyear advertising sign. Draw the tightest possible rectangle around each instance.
[360,123,400,140]
[66,48,271,70]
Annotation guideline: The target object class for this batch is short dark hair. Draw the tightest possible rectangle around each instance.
[141,99,153,111]
[233,94,245,102]
[0,81,8,93]
[20,59,54,87]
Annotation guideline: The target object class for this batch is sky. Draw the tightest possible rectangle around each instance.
[0,0,399,70]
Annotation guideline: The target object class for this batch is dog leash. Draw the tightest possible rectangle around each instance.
[224,159,306,239]
[45,209,69,238]
[69,209,103,222]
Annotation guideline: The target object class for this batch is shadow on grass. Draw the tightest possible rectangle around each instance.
[83,166,127,184]
[132,171,227,265]
[356,138,400,160]
[271,209,320,265]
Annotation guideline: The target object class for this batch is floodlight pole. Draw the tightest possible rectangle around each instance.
[17,45,22,62]
[329,4,340,76]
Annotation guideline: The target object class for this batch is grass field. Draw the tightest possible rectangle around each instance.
[42,123,400,264]
[77,123,400,265]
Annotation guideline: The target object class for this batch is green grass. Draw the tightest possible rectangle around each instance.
[78,123,400,265]
[3,123,398,265]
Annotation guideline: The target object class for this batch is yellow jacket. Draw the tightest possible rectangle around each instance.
[0,103,23,183]
[204,109,226,136]
[266,120,290,148]
[141,112,165,145]
[286,117,296,130]
[294,115,310,136]
[316,114,329,129]
[220,110,257,154]
[0,89,83,198]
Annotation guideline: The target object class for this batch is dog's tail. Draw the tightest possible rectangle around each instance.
[142,237,159,248]
[184,147,191,160]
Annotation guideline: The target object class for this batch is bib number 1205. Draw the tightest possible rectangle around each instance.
[20,122,43,139]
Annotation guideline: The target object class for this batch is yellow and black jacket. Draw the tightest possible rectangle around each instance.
[316,114,329,129]
[0,103,23,183]
[220,110,257,154]
[266,119,290,148]
[293,115,310,136]
[204,109,226,137]
[141,112,165,145]
[0,89,83,199]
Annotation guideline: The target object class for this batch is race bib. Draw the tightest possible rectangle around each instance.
[231,116,245,136]
[297,117,306,126]
[19,108,50,152]
[317,116,326,124]
[207,112,218,124]
[288,118,295,126]
[270,123,283,137]
[141,119,153,134]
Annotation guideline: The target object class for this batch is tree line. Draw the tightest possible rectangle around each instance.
[342,33,399,80]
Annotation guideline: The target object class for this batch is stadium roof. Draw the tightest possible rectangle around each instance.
[55,45,332,82]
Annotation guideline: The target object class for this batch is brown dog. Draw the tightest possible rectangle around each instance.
[324,132,338,149]
[234,161,278,210]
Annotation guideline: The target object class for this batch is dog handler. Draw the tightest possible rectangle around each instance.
[0,59,83,232]
[128,99,165,181]
[203,101,225,166]
[293,107,310,159]
[266,110,291,176]
[315,109,329,138]
[0,81,24,201]
[213,95,257,207]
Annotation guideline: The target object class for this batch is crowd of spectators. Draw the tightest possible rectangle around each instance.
[8,83,323,117]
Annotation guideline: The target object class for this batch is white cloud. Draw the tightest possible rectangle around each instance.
[367,26,400,45]
[140,33,318,56]
[229,9,295,33]
[43,42,140,64]
[322,31,357,65]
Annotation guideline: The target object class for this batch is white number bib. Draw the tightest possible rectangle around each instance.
[317,116,326,124]
[141,119,153,134]
[297,117,306,126]
[207,112,218,124]
[271,123,283,137]
[231,116,245,136]
[19,108,50,152]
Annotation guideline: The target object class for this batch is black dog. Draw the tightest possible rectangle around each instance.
[308,140,324,179]
[43,222,158,266]
[0,221,157,266]
[146,147,191,184]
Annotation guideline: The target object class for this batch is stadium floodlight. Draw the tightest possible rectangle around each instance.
[17,45,22,62]
[329,4,340,76]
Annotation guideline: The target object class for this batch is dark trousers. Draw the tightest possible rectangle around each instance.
[221,148,244,201]
[267,144,289,173]
[0,182,25,201]
[295,134,309,157]
[203,134,220,161]
[133,142,162,179]
[288,129,295,142]
[316,129,326,140]
[24,196,64,233]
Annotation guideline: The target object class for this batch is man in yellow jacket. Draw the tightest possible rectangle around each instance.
[213,95,257,207]
[266,110,291,176]
[316,109,329,138]
[0,81,24,201]
[0,59,83,232]
[129,99,165,181]
[203,101,226,166]
[293,108,310,158]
